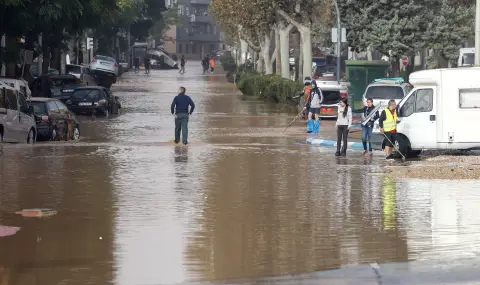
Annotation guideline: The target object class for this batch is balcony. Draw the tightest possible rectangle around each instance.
[189,14,212,23]
[190,0,210,5]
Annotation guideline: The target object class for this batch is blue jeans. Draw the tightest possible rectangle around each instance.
[175,113,189,144]
[362,125,373,151]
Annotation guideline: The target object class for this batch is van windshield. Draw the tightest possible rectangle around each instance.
[366,86,404,100]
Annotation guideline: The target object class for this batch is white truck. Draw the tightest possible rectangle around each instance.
[458,48,475,67]
[380,68,480,156]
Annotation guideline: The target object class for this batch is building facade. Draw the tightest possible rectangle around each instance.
[164,0,221,59]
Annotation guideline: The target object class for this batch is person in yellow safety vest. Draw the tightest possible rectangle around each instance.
[379,99,398,160]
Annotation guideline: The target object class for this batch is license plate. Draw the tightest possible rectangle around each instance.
[79,102,92,106]
[100,61,110,65]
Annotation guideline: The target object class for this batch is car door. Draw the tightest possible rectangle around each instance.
[397,88,436,149]
[4,89,20,142]
[17,93,32,135]
[46,101,63,135]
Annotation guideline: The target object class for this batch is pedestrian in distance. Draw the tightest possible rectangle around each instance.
[335,97,353,157]
[379,99,398,160]
[171,86,195,145]
[305,80,323,134]
[144,55,150,74]
[209,57,215,73]
[353,98,379,155]
[201,56,209,74]
[134,57,140,73]
[179,55,186,74]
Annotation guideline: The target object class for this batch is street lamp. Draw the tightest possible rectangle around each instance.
[333,0,341,83]
[476,0,480,65]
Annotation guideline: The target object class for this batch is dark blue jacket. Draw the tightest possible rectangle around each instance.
[171,93,195,115]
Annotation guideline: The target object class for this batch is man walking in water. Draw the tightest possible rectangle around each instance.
[179,55,186,74]
[171,87,195,145]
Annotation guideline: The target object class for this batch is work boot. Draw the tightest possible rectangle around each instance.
[335,151,341,157]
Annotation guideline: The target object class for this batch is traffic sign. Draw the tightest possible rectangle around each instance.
[402,56,409,66]
[86,37,93,50]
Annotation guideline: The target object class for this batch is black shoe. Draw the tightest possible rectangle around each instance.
[174,140,180,144]
[183,142,188,145]
[341,152,346,156]
[306,131,312,134]
[386,154,395,160]
[335,151,341,156]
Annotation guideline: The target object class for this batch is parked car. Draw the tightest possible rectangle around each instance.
[313,65,336,79]
[30,74,85,102]
[28,97,80,141]
[0,82,37,143]
[1,78,31,98]
[65,86,121,116]
[316,80,349,118]
[89,55,119,83]
[66,64,96,86]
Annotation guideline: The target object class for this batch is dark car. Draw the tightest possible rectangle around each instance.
[30,74,85,102]
[65,86,121,116]
[28,98,80,141]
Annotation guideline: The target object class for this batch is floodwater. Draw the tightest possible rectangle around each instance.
[1,65,480,285]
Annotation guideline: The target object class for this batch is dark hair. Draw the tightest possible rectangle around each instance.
[340,97,349,118]
[179,87,186,93]
[367,98,373,103]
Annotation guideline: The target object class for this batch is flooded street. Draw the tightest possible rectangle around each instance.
[2,66,480,285]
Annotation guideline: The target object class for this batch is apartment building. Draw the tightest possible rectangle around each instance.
[164,0,221,59]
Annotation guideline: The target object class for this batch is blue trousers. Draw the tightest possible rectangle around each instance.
[362,125,373,151]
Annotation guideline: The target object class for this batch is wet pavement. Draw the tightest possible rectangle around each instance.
[1,64,480,285]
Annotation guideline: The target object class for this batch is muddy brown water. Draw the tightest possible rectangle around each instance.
[1,66,480,285]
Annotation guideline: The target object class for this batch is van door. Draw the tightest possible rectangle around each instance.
[397,88,436,149]
[17,93,32,135]
[4,89,21,142]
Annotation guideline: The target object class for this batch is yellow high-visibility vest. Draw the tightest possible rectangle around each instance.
[383,108,397,132]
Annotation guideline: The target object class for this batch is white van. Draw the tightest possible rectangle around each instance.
[0,83,37,143]
[0,78,31,98]
[316,80,349,118]
[385,68,480,156]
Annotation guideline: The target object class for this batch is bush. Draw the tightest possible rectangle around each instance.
[236,73,302,104]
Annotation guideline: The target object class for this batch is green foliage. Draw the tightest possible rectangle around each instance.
[219,53,236,73]
[237,73,302,104]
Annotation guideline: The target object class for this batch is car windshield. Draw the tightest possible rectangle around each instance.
[95,56,115,62]
[71,89,104,101]
[66,65,81,74]
[30,101,47,115]
[51,77,81,86]
[365,86,404,100]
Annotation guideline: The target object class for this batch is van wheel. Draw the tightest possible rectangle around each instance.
[395,134,420,158]
[27,128,35,144]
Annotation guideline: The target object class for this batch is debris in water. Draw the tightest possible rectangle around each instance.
[15,208,58,218]
[368,172,384,176]
[0,225,20,237]
[448,163,457,167]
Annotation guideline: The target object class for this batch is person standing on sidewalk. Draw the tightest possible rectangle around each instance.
[353,98,379,155]
[335,97,353,156]
[171,87,195,145]
[379,99,398,160]
[179,55,186,74]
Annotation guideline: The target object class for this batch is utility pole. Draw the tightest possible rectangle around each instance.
[476,0,480,65]
[333,0,341,83]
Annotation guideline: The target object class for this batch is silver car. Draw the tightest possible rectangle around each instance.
[0,83,37,143]
[89,55,119,83]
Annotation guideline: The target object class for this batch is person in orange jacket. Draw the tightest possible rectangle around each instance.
[209,57,215,73]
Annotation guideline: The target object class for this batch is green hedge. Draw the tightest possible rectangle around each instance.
[236,73,302,104]
[219,53,236,73]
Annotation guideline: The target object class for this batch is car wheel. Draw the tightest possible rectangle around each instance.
[394,134,411,158]
[27,128,35,144]
[72,125,80,140]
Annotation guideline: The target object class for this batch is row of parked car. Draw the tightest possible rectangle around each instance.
[0,70,122,143]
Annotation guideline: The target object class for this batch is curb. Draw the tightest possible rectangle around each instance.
[306,137,364,149]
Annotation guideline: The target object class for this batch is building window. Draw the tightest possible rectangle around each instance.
[178,43,183,53]
[192,44,196,53]
[186,44,190,53]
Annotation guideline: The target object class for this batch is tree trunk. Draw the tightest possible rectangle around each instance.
[261,33,273,75]
[257,52,264,73]
[299,27,312,80]
[294,33,300,81]
[391,57,400,77]
[404,52,415,82]
[275,29,281,74]
[279,24,293,79]
[51,48,61,71]
[298,44,303,80]
[42,44,50,74]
